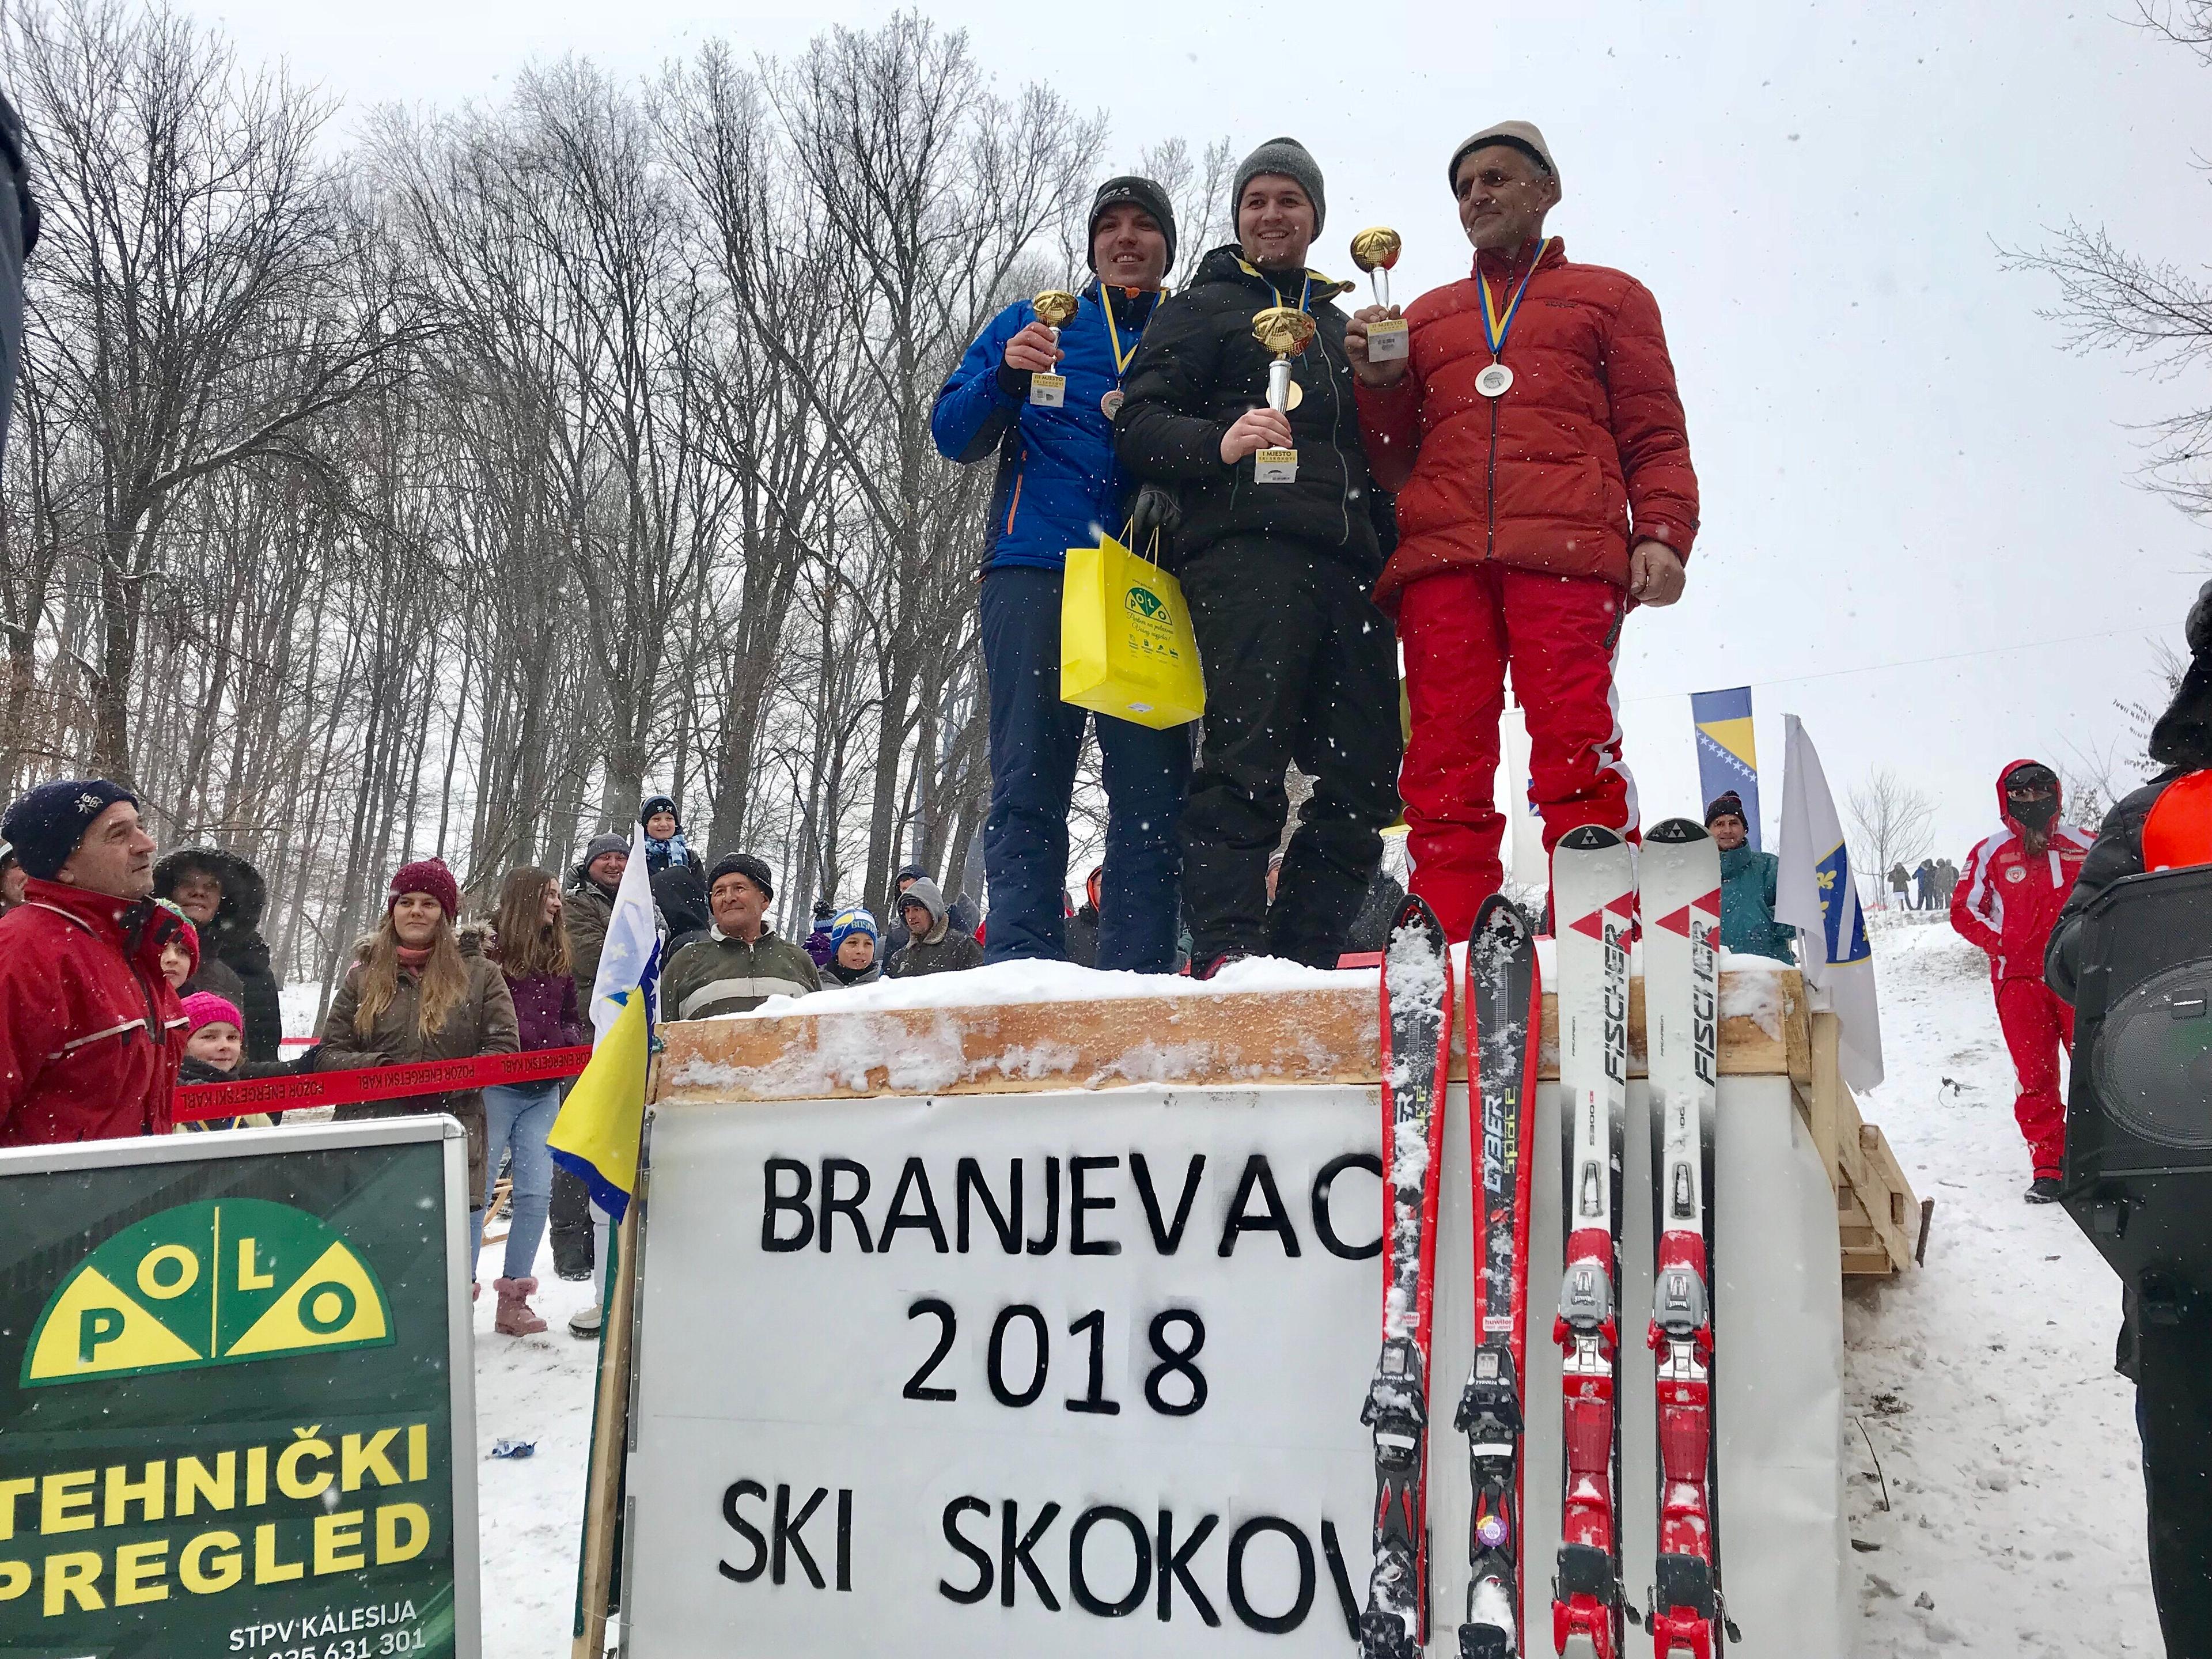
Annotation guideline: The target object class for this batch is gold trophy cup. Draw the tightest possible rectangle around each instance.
[1028,289,1079,407]
[1249,305,1317,483]
[1351,228,1408,362]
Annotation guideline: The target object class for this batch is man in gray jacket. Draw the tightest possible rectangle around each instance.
[662,854,821,1019]
[889,876,984,979]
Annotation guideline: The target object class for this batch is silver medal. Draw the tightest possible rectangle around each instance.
[1475,361,1513,398]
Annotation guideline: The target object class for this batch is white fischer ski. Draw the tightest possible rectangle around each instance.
[1362,896,1454,1659]
[1639,820,1737,1659]
[1550,826,1634,1659]
[1457,893,1540,1659]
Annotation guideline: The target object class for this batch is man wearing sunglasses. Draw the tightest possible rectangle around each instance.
[1346,121,1698,937]
[1952,759,2096,1200]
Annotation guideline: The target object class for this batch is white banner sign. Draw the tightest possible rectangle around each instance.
[622,1076,1847,1658]
[623,1086,1388,1656]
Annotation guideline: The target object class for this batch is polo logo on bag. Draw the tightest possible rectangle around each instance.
[21,1198,394,1387]
[1061,531,1206,729]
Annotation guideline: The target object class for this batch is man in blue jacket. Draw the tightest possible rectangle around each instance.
[931,176,1188,973]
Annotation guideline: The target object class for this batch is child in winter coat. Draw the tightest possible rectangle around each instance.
[638,795,706,881]
[175,991,281,1130]
[154,900,248,1006]
[823,908,883,987]
[478,866,589,1336]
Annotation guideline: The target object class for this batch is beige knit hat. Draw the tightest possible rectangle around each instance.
[1447,122,1559,194]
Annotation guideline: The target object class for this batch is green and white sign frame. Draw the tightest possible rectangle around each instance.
[0,1117,480,1659]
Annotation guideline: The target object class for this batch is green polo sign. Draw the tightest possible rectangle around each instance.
[0,1120,478,1658]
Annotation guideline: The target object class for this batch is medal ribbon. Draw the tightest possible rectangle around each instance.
[1268,272,1315,317]
[1478,236,1554,358]
[1099,286,1144,378]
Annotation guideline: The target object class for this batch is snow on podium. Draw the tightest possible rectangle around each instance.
[569,939,1918,1658]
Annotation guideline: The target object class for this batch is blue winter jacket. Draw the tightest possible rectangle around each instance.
[1718,844,1796,964]
[930,281,1161,573]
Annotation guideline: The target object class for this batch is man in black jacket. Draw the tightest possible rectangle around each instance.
[2045,578,2212,1656]
[1114,137,1400,974]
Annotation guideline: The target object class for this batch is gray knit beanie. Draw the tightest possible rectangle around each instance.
[1232,137,1325,234]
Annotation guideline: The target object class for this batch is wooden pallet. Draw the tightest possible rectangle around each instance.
[1789,1006,1924,1276]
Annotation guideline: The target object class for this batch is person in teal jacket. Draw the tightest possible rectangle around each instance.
[1706,791,1795,962]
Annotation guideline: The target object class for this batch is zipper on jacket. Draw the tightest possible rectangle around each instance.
[1485,394,1499,558]
[1328,344,1352,547]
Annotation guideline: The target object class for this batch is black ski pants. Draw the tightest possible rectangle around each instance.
[550,1165,594,1279]
[2141,1312,2212,1656]
[1176,535,1401,967]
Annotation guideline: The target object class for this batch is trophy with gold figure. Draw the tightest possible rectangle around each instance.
[1351,228,1408,362]
[1250,305,1316,484]
[1028,290,1079,407]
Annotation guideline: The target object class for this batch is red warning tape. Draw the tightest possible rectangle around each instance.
[172,1046,594,1123]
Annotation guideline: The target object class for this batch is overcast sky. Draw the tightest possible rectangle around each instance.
[185,0,2212,858]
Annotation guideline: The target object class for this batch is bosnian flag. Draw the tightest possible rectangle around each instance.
[548,825,661,1221]
[1775,714,1885,1091]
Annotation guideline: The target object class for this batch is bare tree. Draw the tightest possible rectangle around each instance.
[1138,135,1236,266]
[2001,6,2212,524]
[8,0,413,782]
[0,0,1241,997]
[1846,767,1937,902]
[767,13,1104,905]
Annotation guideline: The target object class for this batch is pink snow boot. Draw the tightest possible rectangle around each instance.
[493,1277,547,1336]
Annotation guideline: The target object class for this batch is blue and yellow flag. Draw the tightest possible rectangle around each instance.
[1691,685,1762,850]
[548,827,660,1222]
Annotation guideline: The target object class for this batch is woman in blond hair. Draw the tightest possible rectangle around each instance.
[318,858,517,1299]
[478,866,588,1335]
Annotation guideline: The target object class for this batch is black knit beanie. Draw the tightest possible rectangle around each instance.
[1,778,137,880]
[1088,176,1178,276]
[709,853,775,903]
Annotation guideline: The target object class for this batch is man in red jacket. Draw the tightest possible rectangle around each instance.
[0,778,190,1145]
[1950,759,2094,1201]
[1348,120,1699,936]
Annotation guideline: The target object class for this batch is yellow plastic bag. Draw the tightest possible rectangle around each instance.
[1060,528,1205,729]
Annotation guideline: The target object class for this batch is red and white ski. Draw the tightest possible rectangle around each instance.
[1550,826,1634,1659]
[1639,820,1737,1659]
[1362,896,1454,1659]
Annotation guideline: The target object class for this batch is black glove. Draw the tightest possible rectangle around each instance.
[1128,483,1182,559]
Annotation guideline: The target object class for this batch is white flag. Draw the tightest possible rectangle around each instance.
[1775,714,1885,1090]
[588,825,662,1044]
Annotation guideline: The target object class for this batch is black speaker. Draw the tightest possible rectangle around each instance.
[2062,864,2212,1314]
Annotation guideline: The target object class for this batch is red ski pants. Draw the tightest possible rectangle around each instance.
[1399,565,1638,938]
[1994,975,2073,1179]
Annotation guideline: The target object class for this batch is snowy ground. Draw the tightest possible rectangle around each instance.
[461,915,2166,1657]
[1841,914,2160,1654]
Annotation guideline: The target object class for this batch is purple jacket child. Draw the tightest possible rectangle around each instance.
[505,971,588,1053]
[803,900,838,968]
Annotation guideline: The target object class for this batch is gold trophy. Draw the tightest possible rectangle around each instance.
[1250,305,1316,484]
[1351,228,1408,363]
[1028,289,1079,407]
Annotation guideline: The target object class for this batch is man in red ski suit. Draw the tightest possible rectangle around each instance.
[1347,120,1698,938]
[1950,758,2094,1200]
